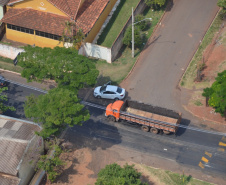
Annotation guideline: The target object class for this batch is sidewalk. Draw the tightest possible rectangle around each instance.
[0,69,57,91]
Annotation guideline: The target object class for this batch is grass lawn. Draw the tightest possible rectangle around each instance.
[180,12,223,89]
[140,164,213,185]
[96,7,164,85]
[97,0,141,47]
[0,56,23,73]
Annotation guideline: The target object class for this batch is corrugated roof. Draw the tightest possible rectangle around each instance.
[0,175,20,185]
[0,116,41,176]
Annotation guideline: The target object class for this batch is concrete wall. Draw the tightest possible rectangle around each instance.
[80,0,147,63]
[111,0,147,61]
[0,6,3,20]
[0,43,24,59]
[79,42,111,63]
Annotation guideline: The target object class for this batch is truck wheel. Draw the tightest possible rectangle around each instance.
[150,128,159,134]
[163,130,171,135]
[141,126,150,132]
[107,116,115,122]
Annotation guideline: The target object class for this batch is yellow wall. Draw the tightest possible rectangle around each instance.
[8,0,66,16]
[6,27,63,48]
[85,0,117,43]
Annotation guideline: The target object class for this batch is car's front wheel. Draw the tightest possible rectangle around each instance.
[97,96,101,99]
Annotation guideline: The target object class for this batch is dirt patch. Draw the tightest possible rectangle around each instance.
[184,25,226,128]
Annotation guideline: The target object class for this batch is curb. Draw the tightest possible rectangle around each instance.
[0,68,21,75]
[178,7,221,88]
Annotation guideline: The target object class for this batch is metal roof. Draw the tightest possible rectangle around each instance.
[0,115,41,176]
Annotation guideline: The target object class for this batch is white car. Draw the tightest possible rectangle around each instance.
[94,85,126,100]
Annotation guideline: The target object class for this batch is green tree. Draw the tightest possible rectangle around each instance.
[145,0,167,8]
[95,163,147,185]
[123,26,143,48]
[202,70,226,116]
[60,21,85,49]
[135,15,150,31]
[18,46,99,91]
[36,144,64,183]
[217,0,226,18]
[24,88,89,138]
[0,87,15,113]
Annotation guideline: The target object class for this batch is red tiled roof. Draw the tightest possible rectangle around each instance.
[3,0,110,36]
[47,0,81,20]
[76,0,109,34]
[1,8,71,36]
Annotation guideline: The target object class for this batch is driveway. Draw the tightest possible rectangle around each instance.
[121,0,219,111]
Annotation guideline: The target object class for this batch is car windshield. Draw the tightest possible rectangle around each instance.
[117,87,122,93]
[100,86,107,92]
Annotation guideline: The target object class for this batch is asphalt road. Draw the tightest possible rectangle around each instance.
[2,81,226,183]
[121,0,219,111]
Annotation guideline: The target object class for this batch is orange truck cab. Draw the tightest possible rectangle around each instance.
[105,100,124,121]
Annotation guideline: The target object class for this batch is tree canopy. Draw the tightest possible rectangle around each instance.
[24,88,90,138]
[217,0,226,18]
[95,163,147,185]
[202,70,226,117]
[145,0,167,8]
[0,87,15,113]
[123,26,143,48]
[18,46,99,91]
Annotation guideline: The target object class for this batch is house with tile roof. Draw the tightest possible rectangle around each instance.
[0,115,43,185]
[0,0,118,48]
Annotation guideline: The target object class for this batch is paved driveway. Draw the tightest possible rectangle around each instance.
[121,0,219,111]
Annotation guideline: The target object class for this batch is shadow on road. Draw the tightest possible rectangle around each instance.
[176,118,191,136]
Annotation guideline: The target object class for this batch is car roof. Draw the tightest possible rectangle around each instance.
[106,85,118,92]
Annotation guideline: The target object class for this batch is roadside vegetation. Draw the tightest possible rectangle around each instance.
[96,6,165,85]
[95,163,213,185]
[180,12,223,89]
[140,164,212,185]
[97,0,141,47]
[0,56,22,73]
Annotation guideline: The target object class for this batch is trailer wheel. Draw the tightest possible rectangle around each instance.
[107,116,115,122]
[150,128,159,134]
[141,126,150,132]
[163,130,171,135]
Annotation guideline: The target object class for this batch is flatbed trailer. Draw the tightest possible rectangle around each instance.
[105,100,181,134]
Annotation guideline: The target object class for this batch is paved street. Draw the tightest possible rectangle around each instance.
[121,0,219,111]
[2,80,226,184]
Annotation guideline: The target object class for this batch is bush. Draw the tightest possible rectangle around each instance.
[95,163,147,185]
[135,14,150,31]
[123,26,143,48]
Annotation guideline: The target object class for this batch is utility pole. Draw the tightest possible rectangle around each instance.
[132,7,134,58]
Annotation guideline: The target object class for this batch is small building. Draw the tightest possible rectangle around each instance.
[0,0,118,48]
[0,115,43,185]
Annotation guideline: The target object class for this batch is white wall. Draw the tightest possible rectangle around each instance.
[79,43,112,63]
[0,44,24,59]
[0,6,3,20]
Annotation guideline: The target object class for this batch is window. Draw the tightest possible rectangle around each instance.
[7,24,34,34]
[36,30,61,41]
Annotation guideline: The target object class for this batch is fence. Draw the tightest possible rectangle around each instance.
[79,0,147,63]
